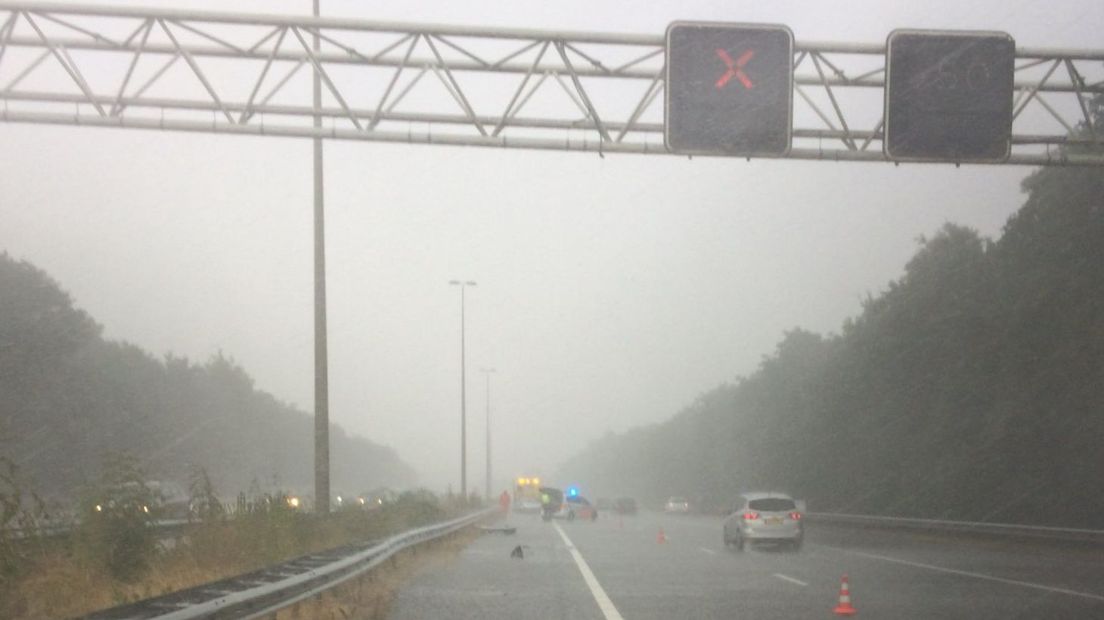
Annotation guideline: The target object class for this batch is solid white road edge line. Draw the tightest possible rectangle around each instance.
[838,548,1104,602]
[772,573,809,587]
[553,522,627,620]
[699,547,718,555]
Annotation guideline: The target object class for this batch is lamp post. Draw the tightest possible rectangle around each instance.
[311,0,330,515]
[480,367,496,501]
[449,280,476,498]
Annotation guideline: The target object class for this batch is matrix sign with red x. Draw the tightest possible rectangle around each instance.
[665,22,794,157]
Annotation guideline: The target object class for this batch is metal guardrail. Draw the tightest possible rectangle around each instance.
[82,507,495,620]
[807,511,1104,544]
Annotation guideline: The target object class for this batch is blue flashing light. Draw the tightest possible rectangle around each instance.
[567,486,579,498]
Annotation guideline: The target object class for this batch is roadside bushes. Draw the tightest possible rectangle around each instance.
[0,451,48,589]
[1,448,463,619]
[75,452,160,581]
[186,467,224,524]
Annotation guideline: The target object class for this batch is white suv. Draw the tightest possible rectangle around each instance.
[722,492,804,551]
[664,496,690,513]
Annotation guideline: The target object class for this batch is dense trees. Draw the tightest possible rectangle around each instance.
[560,106,1104,527]
[0,256,415,503]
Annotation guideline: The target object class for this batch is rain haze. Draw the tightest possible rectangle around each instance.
[1,0,1101,495]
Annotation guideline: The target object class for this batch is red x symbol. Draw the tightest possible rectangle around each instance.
[715,48,755,90]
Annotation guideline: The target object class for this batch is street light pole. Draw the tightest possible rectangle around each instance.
[311,0,330,515]
[449,280,476,499]
[480,367,496,502]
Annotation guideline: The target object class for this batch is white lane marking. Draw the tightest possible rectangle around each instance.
[839,548,1104,602]
[553,522,626,620]
[699,547,718,555]
[772,573,808,587]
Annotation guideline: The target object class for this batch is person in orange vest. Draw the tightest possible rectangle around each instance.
[499,490,511,514]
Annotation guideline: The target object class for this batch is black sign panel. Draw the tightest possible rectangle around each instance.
[885,30,1015,162]
[665,22,794,157]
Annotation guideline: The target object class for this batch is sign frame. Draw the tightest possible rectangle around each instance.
[664,20,795,158]
[883,28,1016,164]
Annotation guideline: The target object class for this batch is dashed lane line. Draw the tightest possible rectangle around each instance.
[553,522,626,620]
[834,547,1104,602]
[772,573,809,587]
[699,547,719,555]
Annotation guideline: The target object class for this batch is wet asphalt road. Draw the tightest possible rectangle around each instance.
[387,510,1104,619]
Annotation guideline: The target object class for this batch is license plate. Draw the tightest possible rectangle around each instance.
[765,516,783,525]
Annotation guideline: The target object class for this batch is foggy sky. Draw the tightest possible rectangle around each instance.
[1,0,1101,493]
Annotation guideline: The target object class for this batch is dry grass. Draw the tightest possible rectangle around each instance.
[272,527,479,620]
[1,499,469,619]
[10,551,220,619]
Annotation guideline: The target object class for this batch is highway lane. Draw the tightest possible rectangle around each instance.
[387,516,607,620]
[388,510,1104,619]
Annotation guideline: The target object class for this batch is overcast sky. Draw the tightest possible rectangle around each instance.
[1,0,1101,493]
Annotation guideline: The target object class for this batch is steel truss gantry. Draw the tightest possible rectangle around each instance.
[0,2,1102,165]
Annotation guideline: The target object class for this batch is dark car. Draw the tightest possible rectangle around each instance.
[614,497,638,515]
[539,486,564,521]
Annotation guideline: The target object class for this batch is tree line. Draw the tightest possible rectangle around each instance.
[560,101,1103,528]
[0,254,416,508]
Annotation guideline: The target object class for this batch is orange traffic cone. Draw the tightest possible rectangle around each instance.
[833,575,857,616]
[656,527,667,544]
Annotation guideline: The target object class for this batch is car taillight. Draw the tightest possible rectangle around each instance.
[789,512,802,520]
[742,512,760,520]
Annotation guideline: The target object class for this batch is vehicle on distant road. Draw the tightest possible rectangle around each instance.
[722,492,803,551]
[91,481,155,518]
[515,476,544,514]
[355,488,396,509]
[92,479,189,519]
[517,497,542,513]
[664,496,691,513]
[614,497,638,515]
